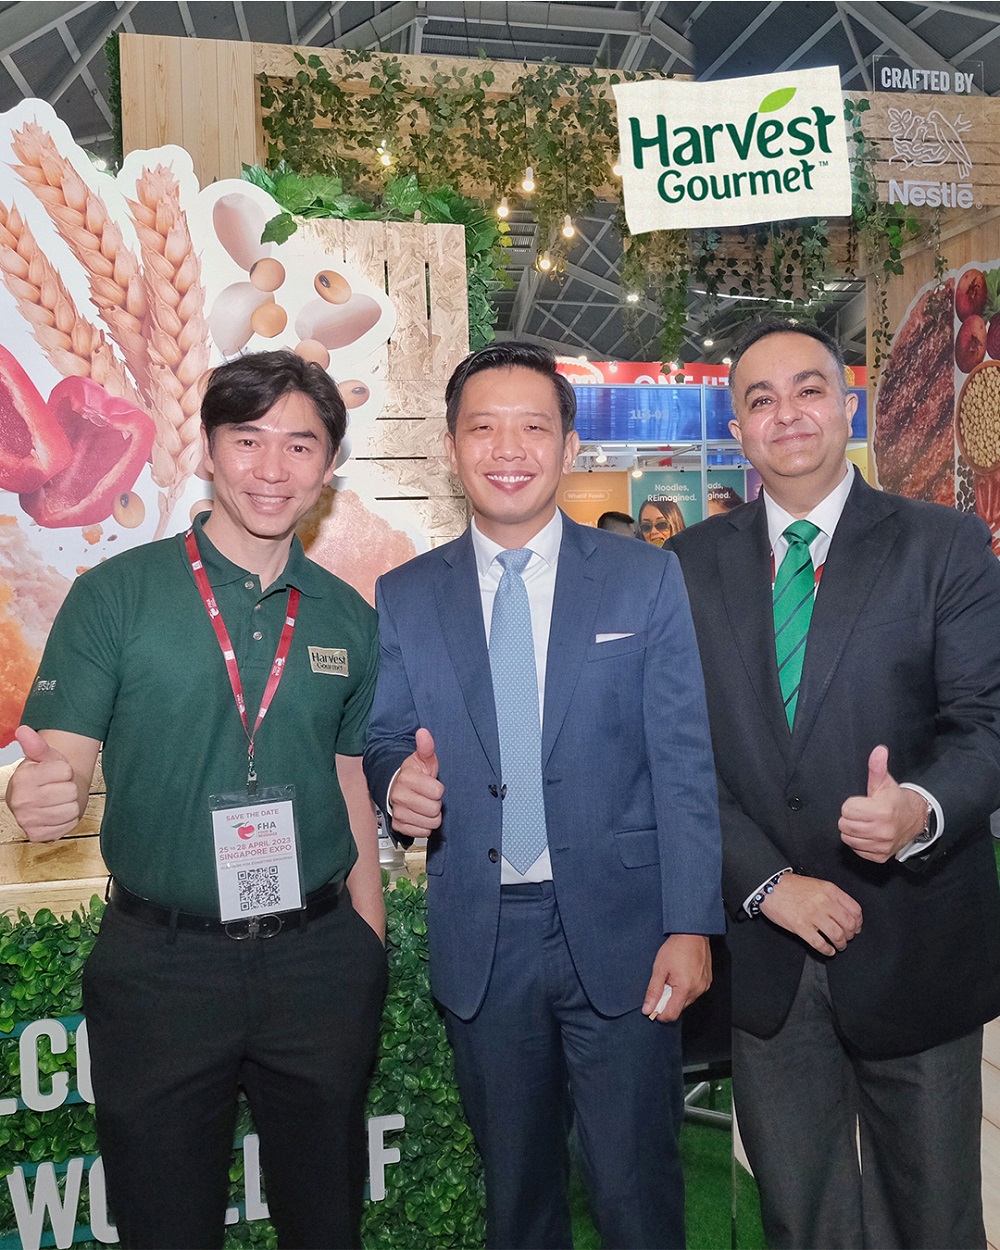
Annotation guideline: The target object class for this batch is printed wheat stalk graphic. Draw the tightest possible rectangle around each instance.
[0,200,143,407]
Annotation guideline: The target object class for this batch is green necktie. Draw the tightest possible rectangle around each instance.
[773,520,821,729]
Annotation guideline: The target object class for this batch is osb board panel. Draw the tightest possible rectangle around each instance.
[985,1118,1000,1250]
[0,878,106,919]
[427,223,471,380]
[355,419,448,460]
[370,457,458,497]
[121,35,258,185]
[985,1016,1000,1068]
[985,1052,1000,1130]
[849,91,1000,204]
[387,221,433,379]
[0,836,106,887]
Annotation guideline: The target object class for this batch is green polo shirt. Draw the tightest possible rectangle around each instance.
[22,515,378,914]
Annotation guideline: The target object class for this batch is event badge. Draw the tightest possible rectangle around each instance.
[210,786,303,921]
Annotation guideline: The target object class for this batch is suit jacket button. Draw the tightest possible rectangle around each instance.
[488,848,499,863]
[787,796,803,811]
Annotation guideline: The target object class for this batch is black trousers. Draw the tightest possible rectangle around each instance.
[82,895,387,1250]
[444,882,686,1250]
[733,957,985,1250]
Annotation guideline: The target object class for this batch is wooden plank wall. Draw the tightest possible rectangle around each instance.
[121,35,260,184]
[986,1016,1000,1250]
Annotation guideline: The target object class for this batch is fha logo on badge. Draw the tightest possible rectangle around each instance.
[309,646,349,677]
[614,66,852,233]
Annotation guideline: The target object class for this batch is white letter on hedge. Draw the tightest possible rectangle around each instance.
[368,1114,405,1201]
[243,1133,270,1221]
[87,1156,118,1243]
[75,1018,94,1104]
[7,1159,83,1250]
[20,1019,69,1112]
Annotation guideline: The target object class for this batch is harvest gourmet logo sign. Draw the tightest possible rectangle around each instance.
[614,67,851,233]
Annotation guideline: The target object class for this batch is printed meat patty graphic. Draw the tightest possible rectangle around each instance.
[874,278,955,507]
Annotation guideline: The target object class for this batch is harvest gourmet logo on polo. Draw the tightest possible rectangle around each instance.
[308,645,349,676]
[614,66,851,233]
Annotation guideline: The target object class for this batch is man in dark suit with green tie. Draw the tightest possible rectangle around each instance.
[668,319,1000,1249]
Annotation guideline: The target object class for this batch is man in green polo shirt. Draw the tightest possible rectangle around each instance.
[5,351,387,1250]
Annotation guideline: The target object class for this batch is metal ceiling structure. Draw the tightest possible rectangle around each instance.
[1,0,1000,365]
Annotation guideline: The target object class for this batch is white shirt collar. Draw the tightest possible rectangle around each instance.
[470,509,563,579]
[763,462,855,550]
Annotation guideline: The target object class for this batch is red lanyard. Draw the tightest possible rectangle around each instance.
[185,529,300,795]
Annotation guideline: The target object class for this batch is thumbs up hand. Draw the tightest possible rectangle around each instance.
[838,745,930,862]
[5,726,83,842]
[387,728,445,839]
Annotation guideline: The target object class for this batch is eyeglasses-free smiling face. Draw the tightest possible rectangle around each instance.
[728,332,856,507]
[445,365,580,549]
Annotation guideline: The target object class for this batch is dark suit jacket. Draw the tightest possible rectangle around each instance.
[668,473,1000,1058]
[365,513,724,1021]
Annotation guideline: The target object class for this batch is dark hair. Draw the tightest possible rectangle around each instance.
[597,510,635,531]
[444,341,577,436]
[639,497,686,539]
[201,350,347,465]
[707,485,744,512]
[729,318,848,411]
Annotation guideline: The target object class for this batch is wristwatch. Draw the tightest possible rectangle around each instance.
[912,798,937,845]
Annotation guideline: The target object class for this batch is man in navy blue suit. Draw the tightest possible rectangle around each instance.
[365,342,724,1249]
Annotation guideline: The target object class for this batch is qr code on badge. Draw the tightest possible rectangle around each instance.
[237,865,281,913]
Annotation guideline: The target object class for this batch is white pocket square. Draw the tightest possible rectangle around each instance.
[595,632,635,643]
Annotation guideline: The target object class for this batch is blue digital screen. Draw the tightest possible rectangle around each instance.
[572,385,702,442]
[572,384,868,443]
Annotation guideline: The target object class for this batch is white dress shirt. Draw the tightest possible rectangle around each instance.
[743,464,942,915]
[470,511,562,883]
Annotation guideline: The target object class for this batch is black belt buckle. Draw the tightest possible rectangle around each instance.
[224,913,283,940]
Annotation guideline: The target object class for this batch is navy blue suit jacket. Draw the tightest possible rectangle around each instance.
[668,475,1000,1058]
[365,513,724,1020]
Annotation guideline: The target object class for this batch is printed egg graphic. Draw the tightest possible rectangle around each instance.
[295,296,382,350]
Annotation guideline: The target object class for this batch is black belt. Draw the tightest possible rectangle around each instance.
[108,878,344,940]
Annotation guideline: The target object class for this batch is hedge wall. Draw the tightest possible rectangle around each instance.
[0,876,484,1249]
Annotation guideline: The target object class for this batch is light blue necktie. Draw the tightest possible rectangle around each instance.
[489,549,547,873]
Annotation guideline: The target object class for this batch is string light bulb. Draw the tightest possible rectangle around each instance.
[561,214,576,239]
[612,152,623,177]
[377,141,392,167]
[703,337,714,347]
[497,196,510,219]
[537,252,553,272]
[521,166,535,193]
[626,291,640,304]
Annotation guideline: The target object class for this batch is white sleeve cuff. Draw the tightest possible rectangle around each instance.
[384,766,401,818]
[743,866,793,917]
[896,783,944,861]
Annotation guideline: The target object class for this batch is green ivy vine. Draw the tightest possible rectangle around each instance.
[242,163,511,351]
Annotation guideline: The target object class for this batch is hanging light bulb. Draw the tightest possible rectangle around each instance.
[377,141,392,167]
[631,465,644,479]
[626,291,640,304]
[722,356,733,366]
[537,252,554,272]
[497,196,510,219]
[703,337,714,347]
[561,214,576,239]
[521,166,535,193]
[612,152,623,177]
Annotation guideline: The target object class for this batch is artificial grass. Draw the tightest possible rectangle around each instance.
[568,1079,767,1249]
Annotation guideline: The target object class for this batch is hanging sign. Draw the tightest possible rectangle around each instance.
[872,57,983,95]
[613,66,852,233]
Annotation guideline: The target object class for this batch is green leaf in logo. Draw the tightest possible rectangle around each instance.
[759,87,797,113]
